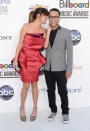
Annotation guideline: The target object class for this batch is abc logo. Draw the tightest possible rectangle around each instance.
[71,30,81,45]
[0,85,14,100]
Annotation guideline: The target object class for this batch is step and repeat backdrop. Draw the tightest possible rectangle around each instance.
[0,0,90,113]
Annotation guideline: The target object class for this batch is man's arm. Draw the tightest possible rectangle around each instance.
[66,30,73,79]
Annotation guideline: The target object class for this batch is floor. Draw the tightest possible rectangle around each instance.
[0,107,90,131]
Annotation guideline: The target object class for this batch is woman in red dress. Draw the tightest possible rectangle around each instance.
[12,8,51,121]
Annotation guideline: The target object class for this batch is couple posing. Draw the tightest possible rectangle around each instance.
[12,7,73,123]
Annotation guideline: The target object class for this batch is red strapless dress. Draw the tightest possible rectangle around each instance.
[17,33,46,83]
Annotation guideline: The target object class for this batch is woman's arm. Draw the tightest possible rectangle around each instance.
[43,25,52,48]
[14,24,27,61]
[13,24,27,68]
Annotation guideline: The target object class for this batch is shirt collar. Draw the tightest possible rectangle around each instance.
[58,26,61,30]
[52,25,61,31]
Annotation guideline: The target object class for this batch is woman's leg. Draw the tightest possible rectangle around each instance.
[31,82,38,116]
[20,83,30,116]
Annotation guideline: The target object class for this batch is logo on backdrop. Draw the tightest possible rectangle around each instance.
[71,30,81,45]
[0,35,12,40]
[32,87,82,94]
[59,0,89,18]
[0,63,45,78]
[73,65,82,70]
[29,5,48,10]
[0,64,20,78]
[67,87,82,93]
[0,0,11,14]
[0,85,14,100]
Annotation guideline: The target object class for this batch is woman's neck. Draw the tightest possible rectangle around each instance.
[33,20,42,28]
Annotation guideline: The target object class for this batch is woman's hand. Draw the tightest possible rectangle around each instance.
[43,25,52,48]
[13,58,18,69]
[47,25,52,33]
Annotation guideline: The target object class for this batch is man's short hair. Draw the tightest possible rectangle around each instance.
[49,8,60,16]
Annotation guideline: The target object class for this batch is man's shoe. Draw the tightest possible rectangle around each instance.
[62,114,69,124]
[48,112,57,121]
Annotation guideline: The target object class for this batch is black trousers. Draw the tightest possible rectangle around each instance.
[44,70,69,114]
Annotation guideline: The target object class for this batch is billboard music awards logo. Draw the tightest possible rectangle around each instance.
[0,0,11,14]
[0,63,45,78]
[59,0,89,18]
[0,64,20,78]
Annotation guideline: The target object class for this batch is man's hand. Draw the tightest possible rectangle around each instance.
[65,72,71,79]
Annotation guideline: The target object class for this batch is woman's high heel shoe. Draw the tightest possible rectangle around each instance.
[30,115,36,121]
[20,115,26,121]
[30,107,37,121]
[20,107,26,121]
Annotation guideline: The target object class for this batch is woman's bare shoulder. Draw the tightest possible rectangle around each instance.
[21,23,28,31]
[21,23,33,32]
[22,23,31,28]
